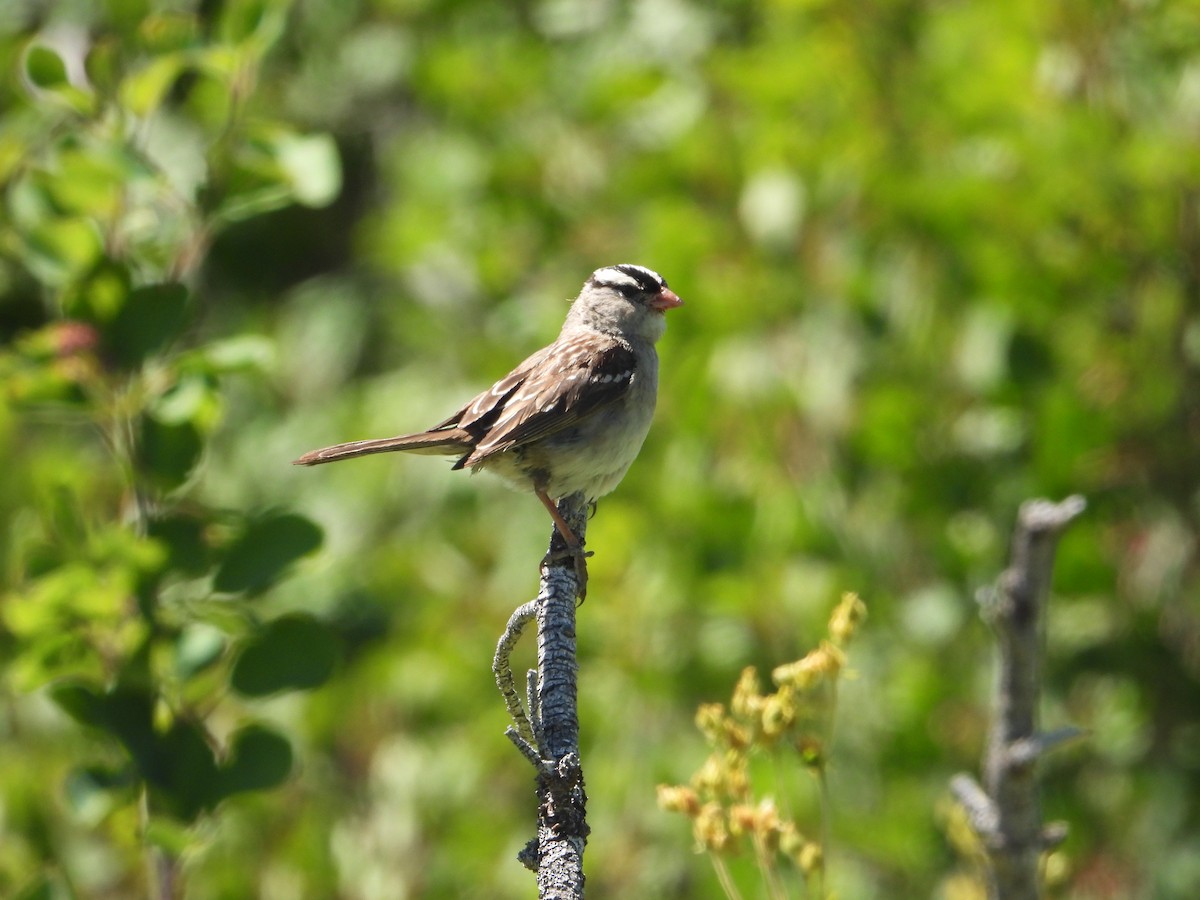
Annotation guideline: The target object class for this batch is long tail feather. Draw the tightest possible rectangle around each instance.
[293,432,468,466]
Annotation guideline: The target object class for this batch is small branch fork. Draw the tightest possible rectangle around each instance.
[950,496,1088,899]
[493,492,590,900]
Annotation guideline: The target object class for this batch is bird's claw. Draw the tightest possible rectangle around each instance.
[541,544,592,601]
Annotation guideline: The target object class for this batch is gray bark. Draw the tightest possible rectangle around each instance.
[494,492,589,899]
[950,495,1086,899]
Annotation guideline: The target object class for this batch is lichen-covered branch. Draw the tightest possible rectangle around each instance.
[951,495,1086,899]
[494,600,538,753]
[493,492,589,899]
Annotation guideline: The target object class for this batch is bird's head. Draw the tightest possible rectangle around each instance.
[567,264,683,342]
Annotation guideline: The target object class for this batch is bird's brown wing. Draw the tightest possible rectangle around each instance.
[454,333,636,470]
[428,344,553,437]
[294,335,635,469]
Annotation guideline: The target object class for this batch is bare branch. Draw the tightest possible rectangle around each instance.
[954,495,1086,899]
[950,773,999,839]
[532,493,590,900]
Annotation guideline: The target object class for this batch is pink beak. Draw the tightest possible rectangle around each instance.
[650,288,683,312]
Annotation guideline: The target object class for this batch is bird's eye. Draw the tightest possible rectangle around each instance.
[607,281,643,299]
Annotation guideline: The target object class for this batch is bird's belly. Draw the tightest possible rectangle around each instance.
[536,403,655,500]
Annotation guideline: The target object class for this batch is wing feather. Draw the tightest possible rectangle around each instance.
[458,333,636,468]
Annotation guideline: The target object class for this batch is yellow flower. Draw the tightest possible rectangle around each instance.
[829,592,867,645]
[657,784,700,817]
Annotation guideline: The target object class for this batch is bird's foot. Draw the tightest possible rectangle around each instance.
[542,544,593,601]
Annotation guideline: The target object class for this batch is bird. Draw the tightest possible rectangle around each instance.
[293,264,682,594]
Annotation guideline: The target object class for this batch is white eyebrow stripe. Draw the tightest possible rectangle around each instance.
[593,264,666,292]
[592,268,642,289]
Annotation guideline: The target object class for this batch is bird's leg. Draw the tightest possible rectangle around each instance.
[536,489,591,594]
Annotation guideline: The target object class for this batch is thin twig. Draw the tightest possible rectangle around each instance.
[816,767,831,899]
[710,855,746,900]
[494,600,538,748]
[527,667,543,748]
[751,830,788,900]
[505,725,544,769]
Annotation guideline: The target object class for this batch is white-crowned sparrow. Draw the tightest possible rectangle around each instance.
[294,264,681,590]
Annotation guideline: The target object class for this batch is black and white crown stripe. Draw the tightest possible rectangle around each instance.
[588,264,668,296]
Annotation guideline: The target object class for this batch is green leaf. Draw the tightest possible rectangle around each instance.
[217,0,290,49]
[231,614,338,696]
[213,513,323,595]
[157,717,220,820]
[137,13,202,53]
[63,257,132,322]
[276,132,342,207]
[156,721,293,818]
[195,334,276,374]
[139,413,204,490]
[22,45,95,114]
[148,512,212,576]
[214,126,342,224]
[24,45,68,90]
[211,178,292,224]
[84,35,123,94]
[21,216,103,286]
[49,681,107,728]
[175,623,227,679]
[51,682,160,781]
[120,53,186,116]
[215,724,293,796]
[109,283,190,369]
[37,145,140,219]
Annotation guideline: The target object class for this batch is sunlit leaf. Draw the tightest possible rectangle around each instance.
[62,257,132,322]
[138,12,201,52]
[213,184,293,224]
[174,623,227,679]
[195,334,276,374]
[120,52,186,116]
[218,0,291,50]
[150,372,221,429]
[24,45,68,89]
[276,132,342,207]
[21,217,103,286]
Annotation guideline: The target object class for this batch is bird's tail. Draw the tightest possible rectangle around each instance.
[293,431,469,466]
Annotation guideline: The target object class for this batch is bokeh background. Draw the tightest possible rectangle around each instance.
[3,0,1199,897]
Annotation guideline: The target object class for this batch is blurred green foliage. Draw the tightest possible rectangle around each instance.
[2,0,1199,898]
